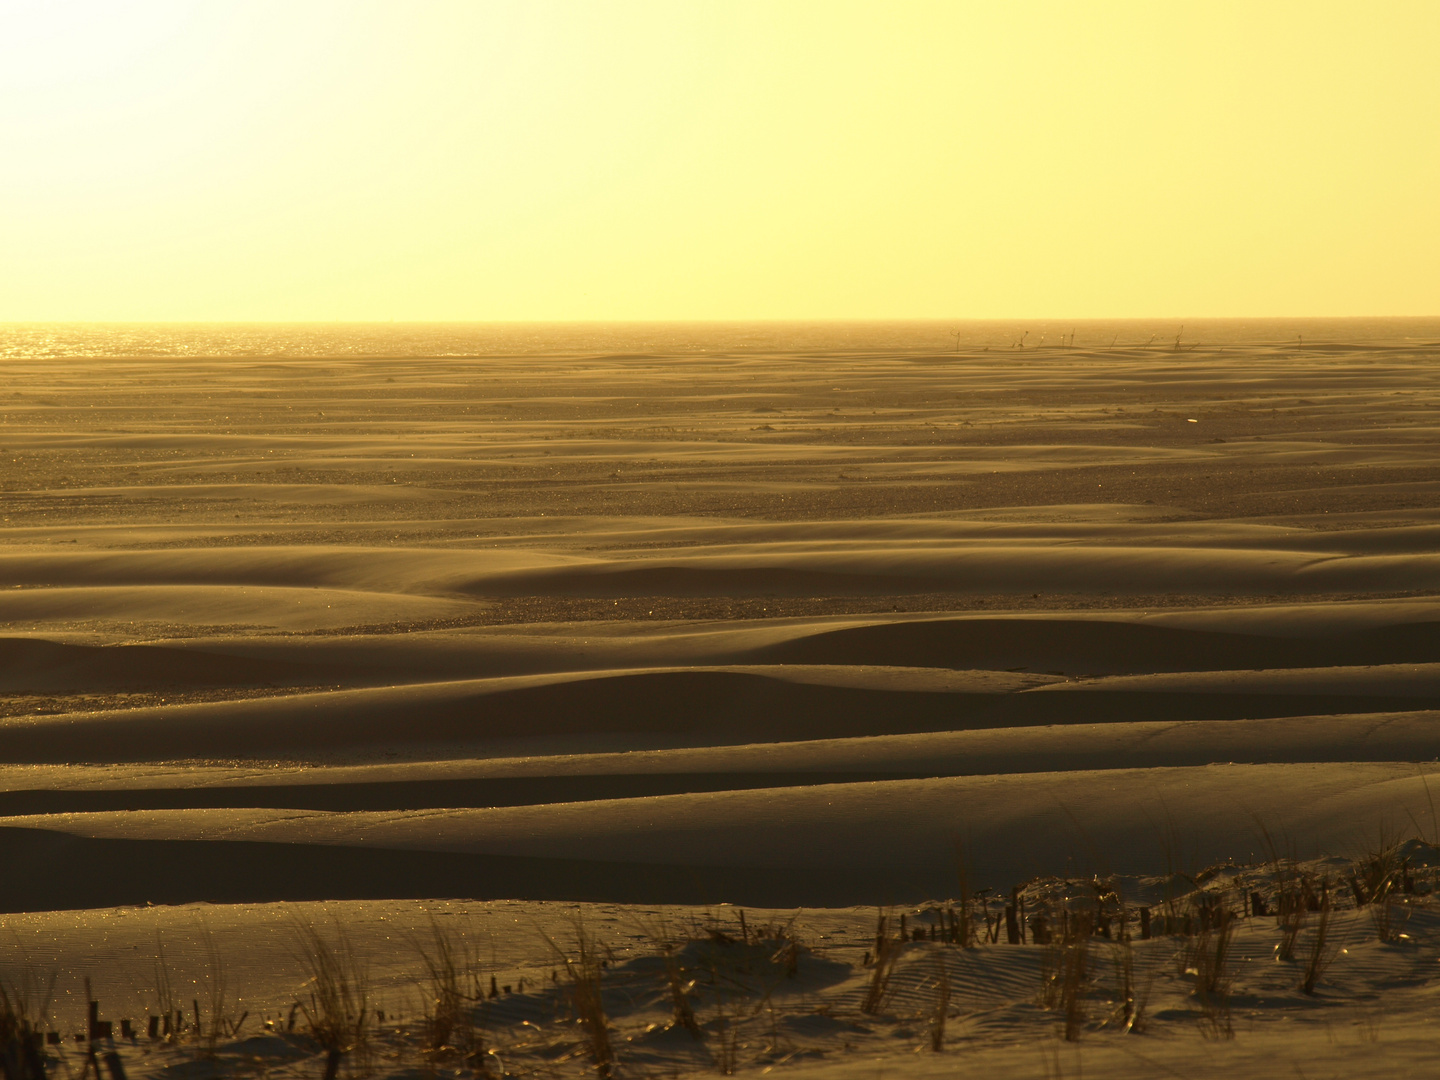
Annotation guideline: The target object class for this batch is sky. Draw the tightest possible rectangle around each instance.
[1,1,1436,322]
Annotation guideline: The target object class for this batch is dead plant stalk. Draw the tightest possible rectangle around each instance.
[546,923,615,1080]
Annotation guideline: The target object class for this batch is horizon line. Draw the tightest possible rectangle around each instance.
[5,314,1440,327]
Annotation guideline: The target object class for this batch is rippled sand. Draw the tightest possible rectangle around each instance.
[4,337,1440,1075]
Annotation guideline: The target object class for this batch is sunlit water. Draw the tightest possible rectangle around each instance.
[2,318,1438,359]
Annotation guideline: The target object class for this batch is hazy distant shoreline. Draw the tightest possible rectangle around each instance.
[3,317,1440,360]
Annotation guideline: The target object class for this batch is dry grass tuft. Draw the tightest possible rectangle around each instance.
[412,917,491,1073]
[661,945,702,1039]
[151,931,181,1041]
[1350,831,1411,943]
[0,967,55,1080]
[632,912,705,1040]
[292,919,370,1080]
[1300,883,1338,996]
[712,1005,740,1075]
[953,842,979,948]
[1182,911,1234,1039]
[927,956,951,1052]
[1109,931,1150,1035]
[1041,910,1090,1042]
[196,920,236,1054]
[1255,820,1313,962]
[860,910,898,1016]
[544,921,615,1080]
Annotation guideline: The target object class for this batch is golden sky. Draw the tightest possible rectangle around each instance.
[2,1,1436,321]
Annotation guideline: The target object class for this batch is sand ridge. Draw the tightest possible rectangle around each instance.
[3,339,1440,912]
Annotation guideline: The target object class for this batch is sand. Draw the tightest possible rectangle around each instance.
[4,333,1440,1076]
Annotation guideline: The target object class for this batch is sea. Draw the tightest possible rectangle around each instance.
[1,318,1438,360]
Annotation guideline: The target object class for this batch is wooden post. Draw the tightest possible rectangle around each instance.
[1138,907,1151,940]
[84,979,101,1043]
[23,1030,47,1080]
[83,980,101,1080]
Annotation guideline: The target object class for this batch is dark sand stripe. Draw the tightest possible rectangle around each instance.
[0,827,912,912]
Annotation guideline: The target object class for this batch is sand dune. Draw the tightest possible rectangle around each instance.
[6,660,1440,763]
[0,584,478,630]
[1,761,1432,911]
[16,537,1437,598]
[6,482,464,505]
[6,339,1440,1077]
[737,611,1440,673]
[0,666,1089,762]
[0,546,571,592]
[0,636,333,693]
[0,710,1435,819]
[125,596,1439,690]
